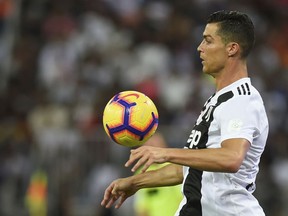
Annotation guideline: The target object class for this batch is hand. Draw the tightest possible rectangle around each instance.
[125,146,168,173]
[101,177,137,209]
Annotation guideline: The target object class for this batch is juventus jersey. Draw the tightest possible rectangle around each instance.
[176,78,269,216]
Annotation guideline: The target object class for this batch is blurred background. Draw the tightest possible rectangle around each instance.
[0,0,288,215]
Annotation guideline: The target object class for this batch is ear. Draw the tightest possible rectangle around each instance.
[226,42,240,57]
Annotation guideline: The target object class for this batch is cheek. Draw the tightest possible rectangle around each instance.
[205,54,226,73]
[211,51,226,65]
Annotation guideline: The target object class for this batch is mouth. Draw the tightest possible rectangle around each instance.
[199,56,204,63]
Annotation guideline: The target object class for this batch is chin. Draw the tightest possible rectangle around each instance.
[202,67,209,74]
[202,68,215,77]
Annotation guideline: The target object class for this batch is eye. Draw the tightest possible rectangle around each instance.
[204,38,212,44]
[201,37,212,45]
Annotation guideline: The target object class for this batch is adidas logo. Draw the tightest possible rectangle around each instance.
[237,83,251,95]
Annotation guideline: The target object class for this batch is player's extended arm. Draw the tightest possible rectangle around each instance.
[127,138,250,173]
[101,163,183,209]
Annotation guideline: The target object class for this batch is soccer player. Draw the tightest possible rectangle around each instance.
[101,10,269,216]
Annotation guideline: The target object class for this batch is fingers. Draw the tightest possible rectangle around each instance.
[101,186,123,209]
[133,156,154,173]
[115,194,127,209]
[139,158,153,173]
[106,195,119,208]
[125,147,154,173]
[102,193,126,209]
[125,148,146,172]
[101,183,115,208]
[125,149,141,168]
[101,187,127,209]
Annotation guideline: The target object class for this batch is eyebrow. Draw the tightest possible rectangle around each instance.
[203,34,213,40]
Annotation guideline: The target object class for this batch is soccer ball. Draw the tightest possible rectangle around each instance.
[103,91,159,147]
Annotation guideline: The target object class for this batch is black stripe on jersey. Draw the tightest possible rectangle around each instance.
[245,83,251,95]
[237,83,250,95]
[237,87,241,95]
[241,84,246,95]
[181,91,234,216]
[181,169,203,216]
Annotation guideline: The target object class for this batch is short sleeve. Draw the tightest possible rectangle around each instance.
[216,96,260,144]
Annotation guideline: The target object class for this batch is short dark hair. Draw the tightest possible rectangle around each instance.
[207,10,255,58]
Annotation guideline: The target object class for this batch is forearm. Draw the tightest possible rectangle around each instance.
[126,138,249,174]
[166,148,238,172]
[166,139,249,173]
[131,163,183,190]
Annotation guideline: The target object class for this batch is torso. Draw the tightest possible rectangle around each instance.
[176,78,268,216]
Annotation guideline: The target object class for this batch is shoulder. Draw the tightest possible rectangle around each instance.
[215,79,266,116]
[233,80,263,102]
[220,79,264,105]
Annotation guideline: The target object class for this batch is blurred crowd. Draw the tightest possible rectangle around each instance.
[0,0,288,216]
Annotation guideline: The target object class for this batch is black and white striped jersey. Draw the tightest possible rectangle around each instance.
[176,78,269,216]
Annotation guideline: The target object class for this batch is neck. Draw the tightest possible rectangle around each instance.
[214,59,248,91]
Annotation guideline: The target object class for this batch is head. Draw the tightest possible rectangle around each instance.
[197,10,255,76]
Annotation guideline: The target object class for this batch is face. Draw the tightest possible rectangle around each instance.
[197,23,228,77]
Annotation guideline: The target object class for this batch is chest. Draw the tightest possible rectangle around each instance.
[185,94,231,149]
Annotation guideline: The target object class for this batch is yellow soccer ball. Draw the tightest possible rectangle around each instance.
[103,91,159,147]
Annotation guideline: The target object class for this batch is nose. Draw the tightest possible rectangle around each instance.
[197,41,203,53]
